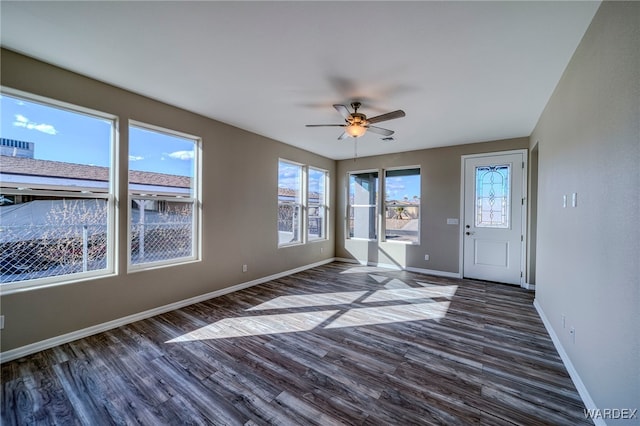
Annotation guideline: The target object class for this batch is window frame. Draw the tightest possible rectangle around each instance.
[0,87,118,294]
[277,159,305,248]
[127,120,202,272]
[307,166,329,242]
[382,166,421,245]
[346,169,380,241]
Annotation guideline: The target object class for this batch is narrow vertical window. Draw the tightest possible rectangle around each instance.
[308,167,328,241]
[278,160,303,246]
[0,90,115,290]
[128,122,200,268]
[348,171,378,240]
[384,168,420,243]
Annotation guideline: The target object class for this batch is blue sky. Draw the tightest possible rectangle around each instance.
[1,94,194,177]
[385,175,420,201]
[348,173,420,202]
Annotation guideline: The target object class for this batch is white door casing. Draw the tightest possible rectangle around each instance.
[461,151,527,286]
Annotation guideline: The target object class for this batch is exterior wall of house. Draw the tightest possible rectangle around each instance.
[531,1,639,419]
[335,137,530,274]
[0,49,335,352]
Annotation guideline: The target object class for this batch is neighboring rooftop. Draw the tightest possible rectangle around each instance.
[0,154,191,188]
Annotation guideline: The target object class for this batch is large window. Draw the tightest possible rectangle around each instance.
[308,167,328,241]
[278,160,303,246]
[128,122,200,269]
[384,168,420,243]
[0,89,116,290]
[348,171,378,240]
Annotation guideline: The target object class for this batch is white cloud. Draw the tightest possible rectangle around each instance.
[129,155,144,162]
[168,150,194,160]
[14,114,28,124]
[13,114,58,135]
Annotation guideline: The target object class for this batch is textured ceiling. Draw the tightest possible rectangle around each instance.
[0,1,600,159]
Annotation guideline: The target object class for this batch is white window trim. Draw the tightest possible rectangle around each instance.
[307,166,329,243]
[0,87,118,294]
[127,121,202,272]
[382,165,421,245]
[346,169,380,241]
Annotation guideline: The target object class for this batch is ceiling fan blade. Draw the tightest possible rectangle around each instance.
[338,132,350,140]
[366,126,394,136]
[305,124,346,127]
[366,109,406,124]
[333,104,352,120]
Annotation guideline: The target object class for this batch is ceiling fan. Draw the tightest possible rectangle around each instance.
[306,102,406,140]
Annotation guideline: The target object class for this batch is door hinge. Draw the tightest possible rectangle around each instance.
[521,235,524,242]
[522,161,525,169]
[520,271,523,277]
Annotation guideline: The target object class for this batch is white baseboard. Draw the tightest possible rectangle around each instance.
[334,258,461,279]
[533,299,604,426]
[0,258,335,364]
[522,282,536,290]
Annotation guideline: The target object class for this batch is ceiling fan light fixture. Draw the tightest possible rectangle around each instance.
[345,124,367,138]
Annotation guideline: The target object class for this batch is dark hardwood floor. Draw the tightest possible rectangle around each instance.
[1,262,592,425]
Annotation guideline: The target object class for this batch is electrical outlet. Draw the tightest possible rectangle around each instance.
[569,327,576,343]
[320,247,324,254]
[562,314,566,328]
[242,264,248,273]
[424,254,429,261]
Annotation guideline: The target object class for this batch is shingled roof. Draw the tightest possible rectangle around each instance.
[0,155,191,188]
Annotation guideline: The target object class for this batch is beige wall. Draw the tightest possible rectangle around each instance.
[335,137,529,274]
[0,49,335,352]
[531,1,639,419]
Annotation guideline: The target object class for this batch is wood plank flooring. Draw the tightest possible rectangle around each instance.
[1,262,592,425]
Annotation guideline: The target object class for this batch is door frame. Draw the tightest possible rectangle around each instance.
[458,149,528,287]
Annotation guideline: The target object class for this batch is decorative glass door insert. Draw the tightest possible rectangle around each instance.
[475,164,510,228]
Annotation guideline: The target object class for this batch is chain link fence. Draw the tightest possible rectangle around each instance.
[130,222,193,265]
[0,224,108,283]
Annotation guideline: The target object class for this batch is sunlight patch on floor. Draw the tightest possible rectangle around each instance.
[167,276,458,343]
[325,301,451,329]
[340,266,398,274]
[383,278,413,289]
[247,291,367,311]
[167,310,339,341]
[363,286,458,303]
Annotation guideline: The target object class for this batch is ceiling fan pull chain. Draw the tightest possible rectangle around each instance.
[354,139,358,161]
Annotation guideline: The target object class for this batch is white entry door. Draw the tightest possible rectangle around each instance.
[463,151,526,285]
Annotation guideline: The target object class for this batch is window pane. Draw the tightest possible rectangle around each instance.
[385,168,420,243]
[308,168,327,241]
[129,124,198,266]
[475,165,510,228]
[308,205,325,240]
[278,160,303,245]
[348,172,378,239]
[0,197,108,283]
[349,172,378,206]
[129,126,195,197]
[278,203,302,245]
[278,160,302,203]
[0,93,113,286]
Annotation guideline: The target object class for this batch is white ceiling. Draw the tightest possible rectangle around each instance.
[1,1,600,160]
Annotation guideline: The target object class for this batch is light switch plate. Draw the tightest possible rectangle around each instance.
[446,218,459,225]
